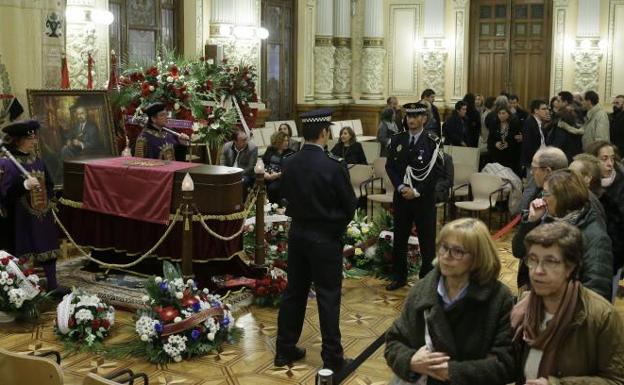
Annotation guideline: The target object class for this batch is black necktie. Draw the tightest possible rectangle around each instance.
[409,135,416,148]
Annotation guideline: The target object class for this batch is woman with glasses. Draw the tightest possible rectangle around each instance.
[385,218,514,385]
[512,169,613,300]
[511,221,624,385]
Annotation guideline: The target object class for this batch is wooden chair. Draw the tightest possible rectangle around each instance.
[83,369,149,385]
[0,347,63,385]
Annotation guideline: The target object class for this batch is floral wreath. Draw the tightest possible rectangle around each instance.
[0,251,46,321]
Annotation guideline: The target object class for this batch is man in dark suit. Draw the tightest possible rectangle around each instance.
[275,109,356,380]
[442,100,469,146]
[220,130,258,190]
[61,106,103,159]
[509,94,528,123]
[521,99,550,170]
[610,95,624,154]
[421,88,441,136]
[385,102,444,290]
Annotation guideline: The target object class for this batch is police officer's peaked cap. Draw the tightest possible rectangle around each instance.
[2,119,40,138]
[299,108,334,127]
[144,102,167,117]
[403,102,428,116]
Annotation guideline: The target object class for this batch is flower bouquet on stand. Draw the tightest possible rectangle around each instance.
[253,266,288,308]
[107,262,241,365]
[0,251,47,323]
[342,210,379,278]
[55,289,115,353]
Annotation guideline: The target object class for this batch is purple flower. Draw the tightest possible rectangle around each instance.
[159,282,169,291]
[154,322,163,333]
[220,317,230,327]
[192,302,201,312]
[191,329,201,340]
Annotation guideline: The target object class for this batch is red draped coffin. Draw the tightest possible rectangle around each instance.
[60,157,246,268]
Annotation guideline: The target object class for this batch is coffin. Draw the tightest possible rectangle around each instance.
[63,157,244,214]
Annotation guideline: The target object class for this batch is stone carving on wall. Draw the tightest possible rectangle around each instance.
[605,1,624,99]
[421,51,447,98]
[572,50,603,91]
[67,25,97,89]
[314,44,335,99]
[360,46,385,99]
[452,3,467,100]
[333,44,352,99]
[45,12,63,38]
[552,7,567,94]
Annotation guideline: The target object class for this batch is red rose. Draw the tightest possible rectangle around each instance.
[91,319,101,330]
[102,319,110,329]
[68,318,75,327]
[169,65,179,77]
[205,80,213,91]
[384,235,392,242]
[146,66,159,77]
[260,278,271,287]
[0,258,8,265]
[23,268,34,276]
[345,263,352,270]
[256,286,267,296]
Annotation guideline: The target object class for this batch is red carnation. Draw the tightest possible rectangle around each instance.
[169,65,179,77]
[205,80,213,91]
[23,268,34,276]
[256,286,267,296]
[68,317,75,327]
[102,319,110,329]
[158,306,179,322]
[345,262,352,270]
[384,234,392,241]
[92,319,101,330]
[146,66,159,77]
[0,258,9,266]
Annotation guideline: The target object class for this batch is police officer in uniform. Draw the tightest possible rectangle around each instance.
[385,102,444,290]
[275,109,357,379]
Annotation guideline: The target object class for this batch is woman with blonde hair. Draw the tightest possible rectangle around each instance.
[385,218,514,385]
[262,131,294,203]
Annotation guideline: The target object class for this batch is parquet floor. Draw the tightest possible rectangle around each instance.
[1,233,622,385]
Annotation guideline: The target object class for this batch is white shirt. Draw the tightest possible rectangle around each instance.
[437,277,469,309]
[524,312,554,380]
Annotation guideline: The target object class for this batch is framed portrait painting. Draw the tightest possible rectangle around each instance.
[27,89,117,187]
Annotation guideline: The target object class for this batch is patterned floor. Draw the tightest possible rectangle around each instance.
[1,233,622,385]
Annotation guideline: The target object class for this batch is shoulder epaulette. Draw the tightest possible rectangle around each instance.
[427,131,441,144]
[327,152,344,162]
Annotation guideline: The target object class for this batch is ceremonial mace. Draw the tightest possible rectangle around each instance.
[0,143,41,192]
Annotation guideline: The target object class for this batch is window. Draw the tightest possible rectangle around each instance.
[109,0,181,65]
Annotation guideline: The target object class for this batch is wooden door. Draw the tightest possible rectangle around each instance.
[469,0,552,103]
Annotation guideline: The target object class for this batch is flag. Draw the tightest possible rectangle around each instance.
[87,52,94,89]
[61,54,70,89]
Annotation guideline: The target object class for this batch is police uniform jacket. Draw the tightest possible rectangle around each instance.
[282,144,356,237]
[385,130,443,197]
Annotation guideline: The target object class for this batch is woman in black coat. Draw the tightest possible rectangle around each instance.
[487,107,523,176]
[330,126,367,164]
[262,131,294,204]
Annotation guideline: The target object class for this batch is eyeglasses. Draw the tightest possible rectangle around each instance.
[541,190,552,198]
[524,255,564,271]
[438,243,469,260]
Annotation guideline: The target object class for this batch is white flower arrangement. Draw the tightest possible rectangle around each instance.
[0,251,44,319]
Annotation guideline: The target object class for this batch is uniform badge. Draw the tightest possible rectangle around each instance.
[397,144,403,152]
[418,150,424,161]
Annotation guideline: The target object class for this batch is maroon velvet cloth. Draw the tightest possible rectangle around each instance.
[59,204,243,261]
[82,157,200,224]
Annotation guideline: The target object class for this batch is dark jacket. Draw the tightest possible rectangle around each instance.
[602,163,624,272]
[443,113,469,146]
[385,268,515,385]
[282,144,356,236]
[435,152,454,203]
[330,141,367,165]
[465,107,482,147]
[610,110,624,155]
[544,110,583,162]
[487,117,522,174]
[261,146,294,174]
[220,141,258,183]
[430,103,442,137]
[514,286,624,385]
[521,116,544,166]
[386,130,444,197]
[512,204,613,300]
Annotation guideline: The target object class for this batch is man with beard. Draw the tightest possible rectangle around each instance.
[609,95,624,153]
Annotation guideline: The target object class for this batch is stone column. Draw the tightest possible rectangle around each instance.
[571,0,602,92]
[450,0,468,101]
[333,0,352,102]
[421,0,447,100]
[314,0,336,101]
[551,0,570,95]
[360,0,385,102]
[303,0,316,102]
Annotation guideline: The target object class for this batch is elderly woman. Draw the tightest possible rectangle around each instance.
[262,131,294,204]
[385,218,514,385]
[587,140,624,301]
[330,126,367,164]
[277,122,300,152]
[511,221,624,385]
[512,169,613,300]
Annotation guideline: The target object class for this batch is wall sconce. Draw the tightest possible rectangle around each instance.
[65,6,114,25]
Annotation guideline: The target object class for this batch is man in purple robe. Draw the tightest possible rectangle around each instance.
[132,102,190,160]
[0,119,60,291]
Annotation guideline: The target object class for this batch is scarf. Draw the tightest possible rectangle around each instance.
[558,207,584,225]
[601,170,616,187]
[510,280,580,377]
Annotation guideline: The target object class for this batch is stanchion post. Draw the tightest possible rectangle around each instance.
[181,173,195,279]
[254,159,266,265]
